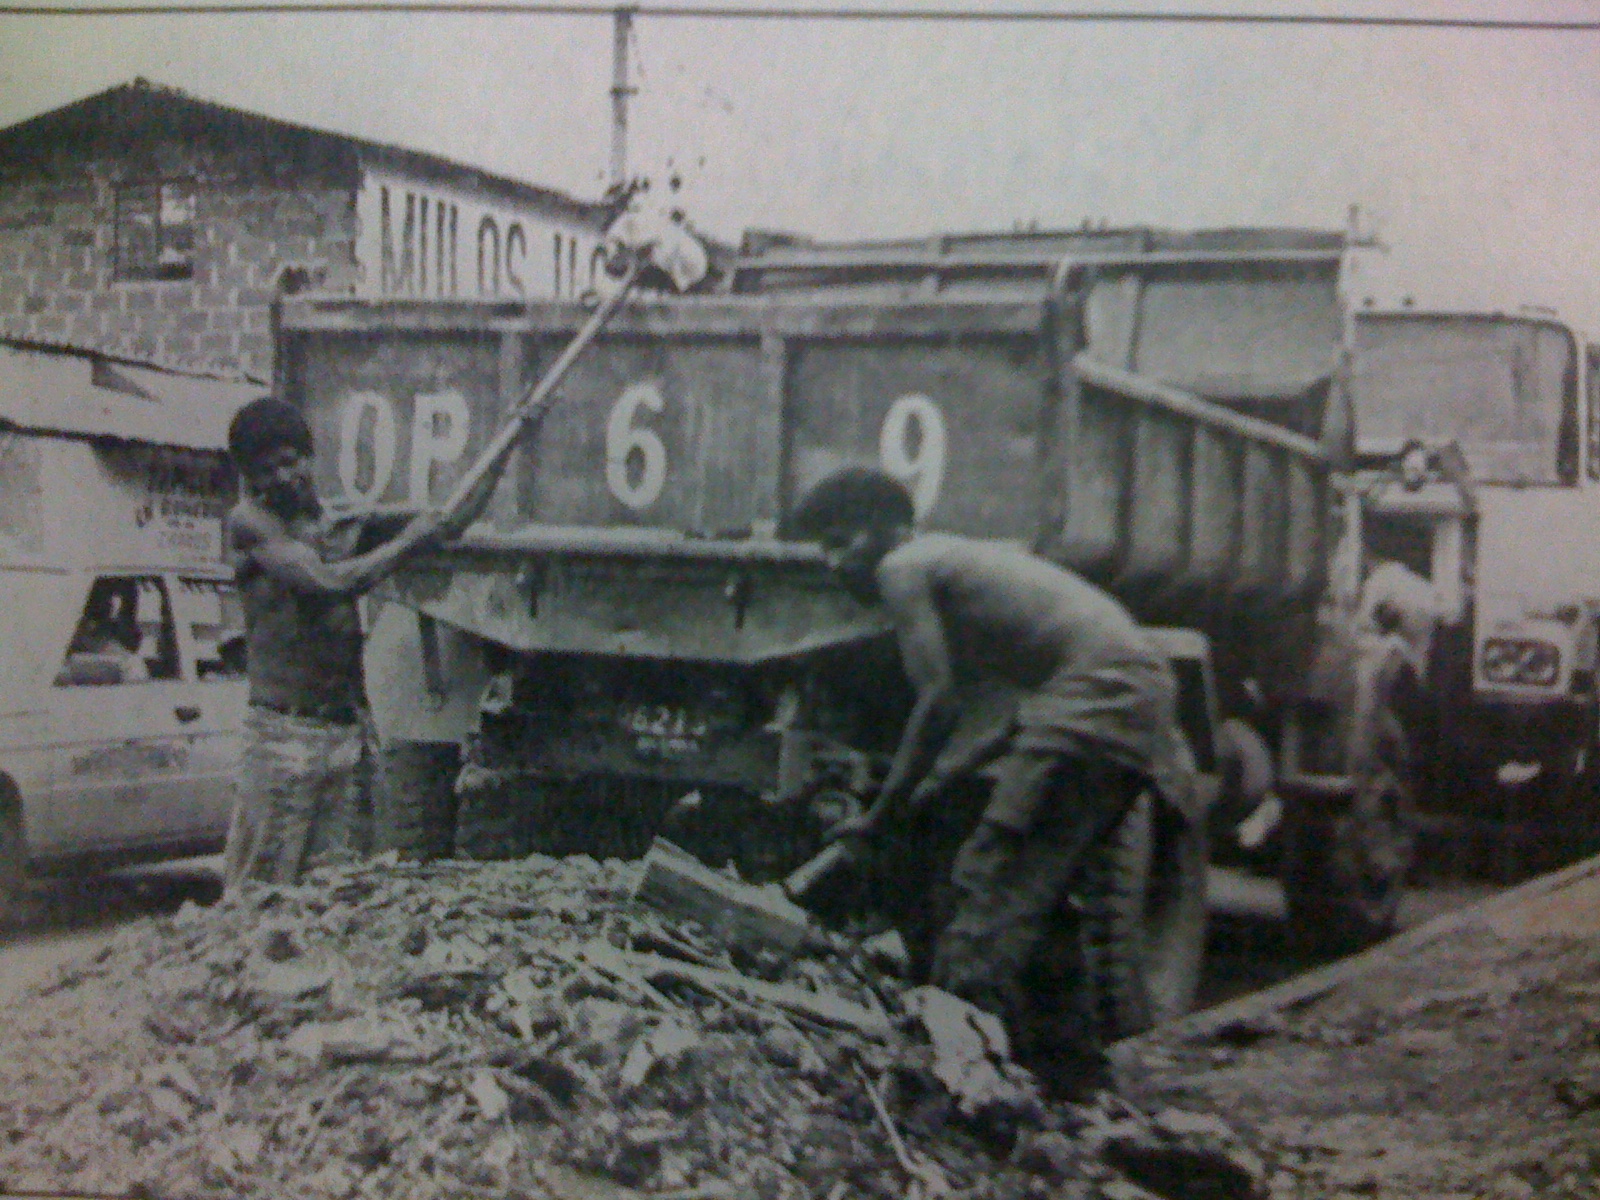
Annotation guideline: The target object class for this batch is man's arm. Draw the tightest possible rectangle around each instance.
[230,504,441,598]
[852,555,961,834]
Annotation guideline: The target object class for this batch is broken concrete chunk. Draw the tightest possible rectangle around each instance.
[146,1084,192,1124]
[1100,1180,1167,1200]
[146,1060,207,1111]
[487,968,557,1040]
[248,961,333,1004]
[285,1015,432,1064]
[860,929,910,977]
[1010,1128,1083,1179]
[1389,1028,1457,1057]
[619,1019,701,1090]
[467,1067,511,1121]
[419,935,493,974]
[257,923,304,963]
[205,1122,265,1176]
[902,986,1043,1125]
[143,1009,197,1045]
[757,1021,821,1072]
[1149,1108,1242,1144]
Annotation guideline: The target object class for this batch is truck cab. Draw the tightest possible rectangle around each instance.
[1343,310,1600,864]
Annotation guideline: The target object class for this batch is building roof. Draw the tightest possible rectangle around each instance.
[0,78,614,230]
[0,338,263,451]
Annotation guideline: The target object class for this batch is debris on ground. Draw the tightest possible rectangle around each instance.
[1117,921,1600,1198]
[0,851,1258,1200]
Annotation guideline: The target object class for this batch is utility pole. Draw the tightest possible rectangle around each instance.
[610,7,637,191]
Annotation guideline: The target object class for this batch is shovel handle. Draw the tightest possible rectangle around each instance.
[436,258,643,524]
[783,840,856,901]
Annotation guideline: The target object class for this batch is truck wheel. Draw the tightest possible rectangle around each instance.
[1281,778,1412,957]
[1077,789,1210,1040]
[373,741,461,861]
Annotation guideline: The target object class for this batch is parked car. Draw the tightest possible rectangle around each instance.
[0,340,256,918]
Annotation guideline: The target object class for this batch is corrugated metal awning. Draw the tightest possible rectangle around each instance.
[0,341,263,450]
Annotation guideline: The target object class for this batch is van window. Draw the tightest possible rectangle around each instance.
[55,576,179,686]
[176,577,247,680]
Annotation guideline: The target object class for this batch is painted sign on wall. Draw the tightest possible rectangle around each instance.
[354,167,607,302]
[101,444,232,563]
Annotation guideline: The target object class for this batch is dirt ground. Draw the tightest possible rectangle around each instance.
[1115,858,1600,1199]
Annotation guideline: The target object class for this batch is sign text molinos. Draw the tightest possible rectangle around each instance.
[355,169,607,302]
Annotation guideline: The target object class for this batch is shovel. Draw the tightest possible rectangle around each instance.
[783,722,1012,902]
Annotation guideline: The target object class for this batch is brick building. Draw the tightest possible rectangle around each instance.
[0,80,614,381]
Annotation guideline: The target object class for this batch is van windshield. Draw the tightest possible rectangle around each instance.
[1353,314,1578,486]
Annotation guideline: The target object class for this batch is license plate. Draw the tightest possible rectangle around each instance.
[619,705,711,759]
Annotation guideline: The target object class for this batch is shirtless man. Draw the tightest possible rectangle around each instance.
[789,466,1194,1076]
[222,397,507,887]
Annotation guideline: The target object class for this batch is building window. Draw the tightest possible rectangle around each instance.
[114,181,196,281]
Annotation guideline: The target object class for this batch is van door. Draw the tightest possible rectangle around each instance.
[170,574,247,839]
[34,574,205,858]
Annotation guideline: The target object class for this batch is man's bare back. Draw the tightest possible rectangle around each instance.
[876,533,1159,694]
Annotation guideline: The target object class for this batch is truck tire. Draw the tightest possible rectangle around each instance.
[373,741,461,861]
[1077,788,1210,1040]
[1281,776,1412,957]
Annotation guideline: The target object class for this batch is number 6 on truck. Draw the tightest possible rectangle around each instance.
[605,382,668,511]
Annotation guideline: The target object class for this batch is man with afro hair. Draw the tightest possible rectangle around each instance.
[789,465,1194,1088]
[221,396,510,887]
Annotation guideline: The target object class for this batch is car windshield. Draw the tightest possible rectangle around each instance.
[1353,314,1577,486]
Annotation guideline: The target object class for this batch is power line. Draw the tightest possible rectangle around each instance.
[0,3,1597,30]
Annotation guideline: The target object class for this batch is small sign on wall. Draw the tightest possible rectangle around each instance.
[354,167,607,302]
[102,443,232,565]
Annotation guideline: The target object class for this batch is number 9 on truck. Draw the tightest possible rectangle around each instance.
[878,393,947,520]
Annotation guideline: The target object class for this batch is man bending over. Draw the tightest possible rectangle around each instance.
[790,466,1194,1078]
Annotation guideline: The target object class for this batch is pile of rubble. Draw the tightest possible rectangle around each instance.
[0,851,1263,1200]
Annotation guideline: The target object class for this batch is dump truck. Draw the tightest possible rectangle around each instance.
[1284,308,1600,884]
[273,231,1347,1036]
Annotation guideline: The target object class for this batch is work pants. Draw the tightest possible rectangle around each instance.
[223,706,375,889]
[930,751,1141,1054]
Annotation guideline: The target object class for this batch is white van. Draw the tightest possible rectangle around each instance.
[0,342,259,915]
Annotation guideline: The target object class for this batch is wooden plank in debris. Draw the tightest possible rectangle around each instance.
[633,838,815,957]
[620,949,894,1039]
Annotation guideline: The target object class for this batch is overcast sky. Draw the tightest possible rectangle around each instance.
[3,2,1600,328]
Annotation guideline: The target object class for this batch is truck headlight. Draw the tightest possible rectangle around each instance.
[1481,638,1561,687]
